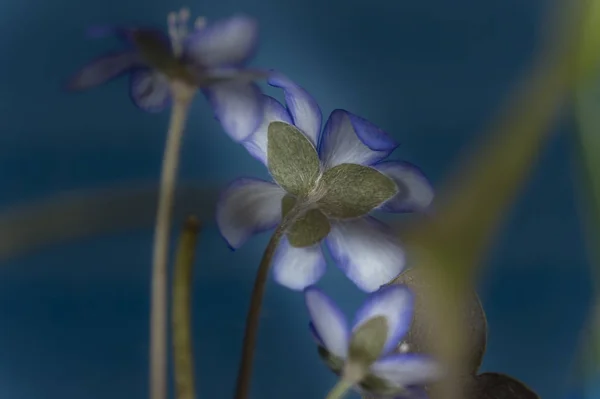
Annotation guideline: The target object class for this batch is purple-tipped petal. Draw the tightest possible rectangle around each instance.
[325,217,406,292]
[352,285,414,354]
[242,95,293,164]
[304,287,349,358]
[216,177,286,249]
[65,50,143,91]
[309,322,325,346]
[319,110,398,168]
[268,73,322,146]
[201,66,269,86]
[374,161,434,213]
[129,68,171,112]
[204,81,264,142]
[272,238,327,290]
[183,16,258,67]
[370,354,442,387]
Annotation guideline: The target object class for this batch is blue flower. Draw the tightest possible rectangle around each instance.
[305,285,441,398]
[216,74,434,292]
[65,8,267,141]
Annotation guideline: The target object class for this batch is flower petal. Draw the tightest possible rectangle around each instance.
[304,286,349,358]
[268,72,322,146]
[309,322,325,346]
[65,50,143,91]
[370,354,442,387]
[242,95,292,164]
[325,217,406,292]
[319,110,399,168]
[196,66,269,87]
[203,81,264,141]
[129,68,171,112]
[272,238,327,290]
[216,177,286,249]
[374,161,434,213]
[352,285,414,354]
[183,16,258,67]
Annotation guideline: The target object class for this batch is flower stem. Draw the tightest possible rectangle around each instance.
[172,216,201,399]
[150,86,194,399]
[325,379,353,399]
[233,206,305,399]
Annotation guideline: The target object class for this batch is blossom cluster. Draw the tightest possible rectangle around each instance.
[67,7,440,398]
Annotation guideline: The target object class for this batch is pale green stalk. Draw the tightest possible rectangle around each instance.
[172,216,201,399]
[325,379,353,399]
[150,82,195,399]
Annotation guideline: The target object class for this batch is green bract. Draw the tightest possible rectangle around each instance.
[269,121,399,248]
[348,316,389,367]
[318,164,398,219]
[267,121,321,196]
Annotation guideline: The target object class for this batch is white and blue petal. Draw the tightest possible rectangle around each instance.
[129,68,171,112]
[216,177,286,249]
[304,287,349,358]
[268,73,322,146]
[183,16,258,67]
[65,50,143,91]
[242,95,293,164]
[319,110,398,168]
[309,322,325,346]
[352,285,414,354]
[325,217,406,292]
[204,81,264,142]
[374,161,434,213]
[370,354,442,387]
[272,238,326,290]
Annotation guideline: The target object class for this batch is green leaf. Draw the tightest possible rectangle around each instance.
[318,164,397,219]
[268,121,321,196]
[281,195,330,248]
[348,316,388,366]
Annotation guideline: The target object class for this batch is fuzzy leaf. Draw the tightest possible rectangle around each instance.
[348,316,388,366]
[268,122,321,196]
[318,164,398,219]
[282,195,330,247]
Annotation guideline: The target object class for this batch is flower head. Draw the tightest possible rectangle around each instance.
[216,74,434,292]
[65,7,267,141]
[305,285,441,398]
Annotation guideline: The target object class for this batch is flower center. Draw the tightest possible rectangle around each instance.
[166,7,207,58]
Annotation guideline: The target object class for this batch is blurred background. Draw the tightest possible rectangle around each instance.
[0,0,593,398]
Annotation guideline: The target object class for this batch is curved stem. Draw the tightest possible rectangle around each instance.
[325,379,353,399]
[150,93,193,399]
[172,216,201,399]
[233,206,304,399]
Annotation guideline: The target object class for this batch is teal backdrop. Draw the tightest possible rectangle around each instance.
[0,0,593,398]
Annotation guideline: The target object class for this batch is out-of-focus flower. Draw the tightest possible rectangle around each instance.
[305,285,441,398]
[65,8,267,141]
[216,74,434,292]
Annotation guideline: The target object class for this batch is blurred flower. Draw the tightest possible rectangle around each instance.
[216,74,434,292]
[65,7,267,141]
[305,285,441,398]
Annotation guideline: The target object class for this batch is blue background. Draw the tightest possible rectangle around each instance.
[0,0,593,398]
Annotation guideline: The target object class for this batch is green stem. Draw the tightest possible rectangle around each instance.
[325,379,353,399]
[233,206,305,399]
[150,84,195,399]
[172,216,201,399]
